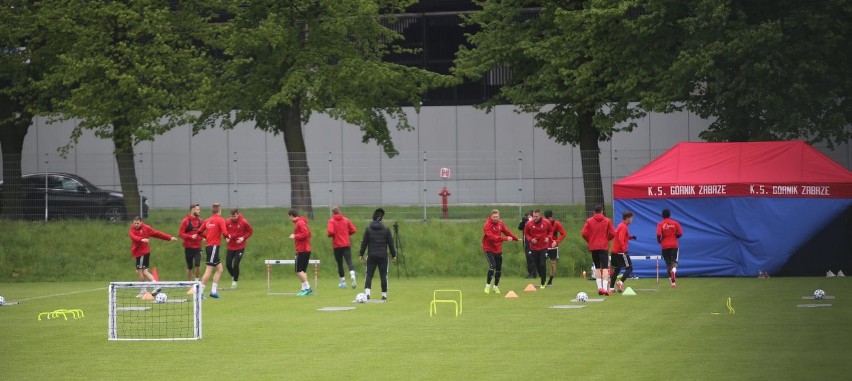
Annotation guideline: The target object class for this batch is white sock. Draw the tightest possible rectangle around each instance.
[302,281,310,290]
[365,288,371,296]
[200,285,205,294]
[212,283,218,293]
[350,270,356,280]
[140,287,147,293]
[596,279,602,289]
[485,284,491,288]
[382,292,387,298]
[340,277,346,282]
[194,278,199,282]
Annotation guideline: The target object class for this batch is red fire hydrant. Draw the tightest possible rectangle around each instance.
[439,187,451,219]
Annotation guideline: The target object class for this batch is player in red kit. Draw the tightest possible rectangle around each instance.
[225,208,253,289]
[178,203,204,282]
[582,205,616,295]
[656,208,683,288]
[289,209,314,296]
[129,216,177,297]
[198,203,230,299]
[482,209,519,294]
[524,209,552,289]
[609,210,637,293]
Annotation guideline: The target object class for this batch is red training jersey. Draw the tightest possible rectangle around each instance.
[482,218,519,254]
[292,216,312,253]
[656,218,683,249]
[581,213,615,251]
[129,222,173,258]
[548,219,566,248]
[327,214,356,249]
[226,215,253,250]
[524,218,553,251]
[178,214,205,249]
[199,214,229,246]
[611,221,631,253]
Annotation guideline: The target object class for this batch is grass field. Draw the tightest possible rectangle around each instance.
[1,276,849,380]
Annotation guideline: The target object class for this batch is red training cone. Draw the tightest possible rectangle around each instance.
[151,266,160,282]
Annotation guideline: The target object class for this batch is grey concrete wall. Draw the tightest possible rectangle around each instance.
[5,105,849,209]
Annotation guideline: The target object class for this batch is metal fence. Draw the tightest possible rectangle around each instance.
[0,148,669,222]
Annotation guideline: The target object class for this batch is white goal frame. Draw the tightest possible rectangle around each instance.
[108,281,202,341]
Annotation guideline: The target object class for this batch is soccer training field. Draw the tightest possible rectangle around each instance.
[0,276,849,380]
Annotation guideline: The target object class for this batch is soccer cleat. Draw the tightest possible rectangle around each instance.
[201,293,206,300]
[539,284,546,289]
[209,293,220,299]
[598,288,605,296]
[484,286,491,294]
[381,296,387,301]
[492,286,501,294]
[296,289,307,296]
[351,279,357,289]
[303,288,313,296]
[671,283,677,288]
[151,287,163,296]
[136,290,146,298]
[617,280,624,292]
[231,281,237,289]
[338,281,347,289]
[366,294,371,300]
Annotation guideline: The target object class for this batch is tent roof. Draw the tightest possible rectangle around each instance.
[613,141,852,199]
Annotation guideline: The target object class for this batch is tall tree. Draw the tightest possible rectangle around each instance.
[454,1,657,213]
[0,1,68,218]
[647,0,852,146]
[193,0,453,218]
[38,0,211,218]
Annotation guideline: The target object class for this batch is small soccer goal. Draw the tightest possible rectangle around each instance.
[108,281,202,341]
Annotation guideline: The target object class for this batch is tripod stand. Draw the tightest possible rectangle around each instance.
[393,221,409,279]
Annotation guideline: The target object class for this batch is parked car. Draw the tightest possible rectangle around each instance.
[0,172,148,221]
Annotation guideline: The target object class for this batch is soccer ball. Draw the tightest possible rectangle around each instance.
[576,292,589,302]
[813,289,826,300]
[354,293,368,303]
[0,296,5,306]
[155,293,168,303]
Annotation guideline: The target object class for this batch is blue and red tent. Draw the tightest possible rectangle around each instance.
[613,141,852,277]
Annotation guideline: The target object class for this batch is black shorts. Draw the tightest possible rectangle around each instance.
[205,245,222,266]
[185,248,202,269]
[662,248,679,266]
[295,252,311,273]
[590,250,609,269]
[135,254,150,270]
[546,248,559,261]
[610,252,632,268]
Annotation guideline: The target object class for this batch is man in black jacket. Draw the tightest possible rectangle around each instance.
[518,210,537,279]
[359,208,397,301]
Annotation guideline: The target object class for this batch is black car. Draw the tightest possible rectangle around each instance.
[0,172,148,221]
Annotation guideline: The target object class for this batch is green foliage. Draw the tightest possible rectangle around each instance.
[628,0,852,147]
[37,0,211,151]
[194,0,455,156]
[0,277,850,379]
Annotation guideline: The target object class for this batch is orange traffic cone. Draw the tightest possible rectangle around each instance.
[151,266,160,282]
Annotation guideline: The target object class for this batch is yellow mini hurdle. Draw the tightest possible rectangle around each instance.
[429,289,463,317]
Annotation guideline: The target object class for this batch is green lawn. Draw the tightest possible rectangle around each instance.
[1,276,849,380]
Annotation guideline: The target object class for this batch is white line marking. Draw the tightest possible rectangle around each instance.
[18,287,106,302]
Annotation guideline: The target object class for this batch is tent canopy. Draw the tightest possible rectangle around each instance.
[613,141,852,277]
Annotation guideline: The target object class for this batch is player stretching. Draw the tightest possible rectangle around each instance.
[657,208,683,288]
[128,216,177,297]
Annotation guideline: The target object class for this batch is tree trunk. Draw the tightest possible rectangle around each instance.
[280,99,313,218]
[577,109,605,216]
[113,122,142,220]
[0,96,31,219]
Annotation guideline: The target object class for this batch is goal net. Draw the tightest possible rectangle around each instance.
[108,281,202,341]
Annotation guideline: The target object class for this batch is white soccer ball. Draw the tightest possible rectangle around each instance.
[813,289,826,300]
[576,292,589,302]
[0,296,5,306]
[354,293,368,303]
[155,293,168,303]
